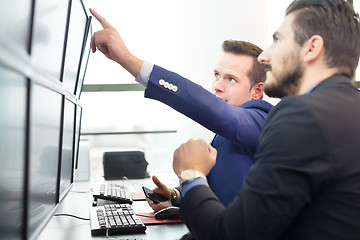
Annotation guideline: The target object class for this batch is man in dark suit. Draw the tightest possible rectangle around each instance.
[89,9,272,209]
[172,0,360,239]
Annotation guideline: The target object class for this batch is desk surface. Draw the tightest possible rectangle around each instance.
[38,178,189,240]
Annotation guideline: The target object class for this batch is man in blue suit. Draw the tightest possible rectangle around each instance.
[89,9,273,208]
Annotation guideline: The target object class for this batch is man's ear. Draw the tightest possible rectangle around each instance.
[251,82,264,100]
[303,35,324,63]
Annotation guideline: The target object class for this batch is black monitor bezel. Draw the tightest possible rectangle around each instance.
[60,0,91,96]
[56,97,77,204]
[75,14,92,98]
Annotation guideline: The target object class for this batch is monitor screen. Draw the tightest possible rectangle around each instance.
[0,0,32,54]
[0,66,27,240]
[27,83,62,240]
[73,104,83,173]
[30,0,69,82]
[62,0,89,94]
[58,98,76,202]
[75,16,92,98]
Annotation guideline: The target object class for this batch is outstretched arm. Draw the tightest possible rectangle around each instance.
[89,8,143,77]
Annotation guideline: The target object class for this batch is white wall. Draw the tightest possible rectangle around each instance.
[84,0,269,85]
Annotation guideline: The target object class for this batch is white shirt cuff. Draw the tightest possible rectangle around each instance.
[134,61,154,88]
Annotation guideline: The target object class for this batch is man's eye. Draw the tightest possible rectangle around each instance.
[230,78,236,83]
[215,73,220,79]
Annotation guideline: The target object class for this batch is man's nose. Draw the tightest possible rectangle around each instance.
[213,78,225,92]
[258,46,271,64]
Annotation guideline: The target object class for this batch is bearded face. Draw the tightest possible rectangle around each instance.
[264,50,304,98]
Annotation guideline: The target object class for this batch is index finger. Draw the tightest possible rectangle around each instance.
[152,176,167,190]
[89,8,113,29]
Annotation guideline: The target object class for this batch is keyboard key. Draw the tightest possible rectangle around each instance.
[93,183,133,204]
[90,204,146,236]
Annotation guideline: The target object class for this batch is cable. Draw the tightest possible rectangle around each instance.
[53,213,90,221]
[135,214,155,218]
[70,189,93,193]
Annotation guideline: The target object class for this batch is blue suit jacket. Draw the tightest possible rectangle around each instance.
[145,65,273,206]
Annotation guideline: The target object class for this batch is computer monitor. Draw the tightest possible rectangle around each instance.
[75,16,92,98]
[0,0,32,54]
[62,0,90,95]
[27,83,62,240]
[73,104,83,173]
[58,98,76,202]
[0,0,32,238]
[1,0,90,239]
[0,66,28,240]
[30,0,69,82]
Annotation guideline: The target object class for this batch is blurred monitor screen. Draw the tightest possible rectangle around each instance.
[31,0,69,82]
[62,0,89,94]
[0,0,32,54]
[58,98,76,202]
[73,105,83,172]
[76,17,92,98]
[0,66,27,240]
[27,83,62,240]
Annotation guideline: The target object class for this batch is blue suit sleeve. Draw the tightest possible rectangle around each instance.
[144,65,270,147]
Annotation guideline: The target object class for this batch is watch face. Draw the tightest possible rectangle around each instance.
[181,170,195,180]
[179,170,206,188]
[180,170,204,181]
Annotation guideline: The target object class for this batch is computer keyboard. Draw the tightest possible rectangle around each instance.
[90,203,146,236]
[93,182,132,204]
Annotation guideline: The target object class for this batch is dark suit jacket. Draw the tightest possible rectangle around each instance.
[181,74,360,240]
[144,65,272,206]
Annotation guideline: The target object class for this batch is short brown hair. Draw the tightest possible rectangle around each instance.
[286,0,360,79]
[222,40,266,89]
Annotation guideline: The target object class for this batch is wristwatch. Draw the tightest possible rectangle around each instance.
[179,169,206,187]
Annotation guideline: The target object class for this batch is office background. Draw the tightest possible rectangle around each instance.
[0,1,359,239]
[80,0,288,175]
[80,0,360,175]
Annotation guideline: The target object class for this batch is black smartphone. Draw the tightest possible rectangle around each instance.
[142,186,172,206]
